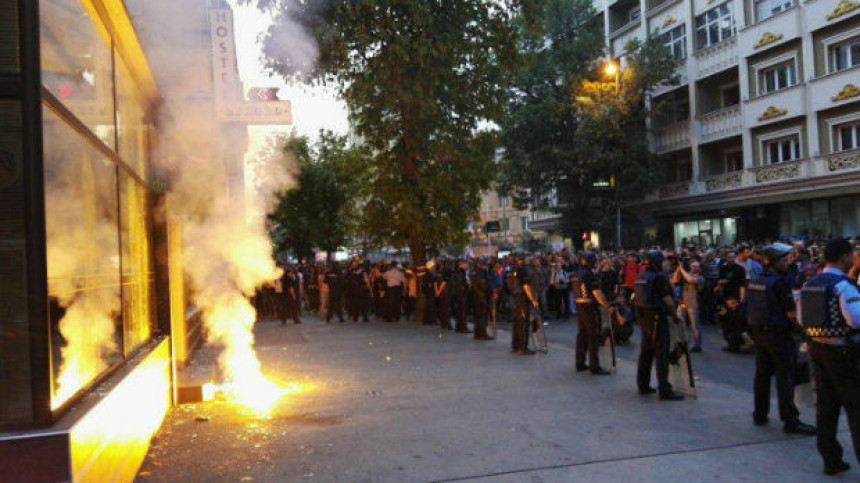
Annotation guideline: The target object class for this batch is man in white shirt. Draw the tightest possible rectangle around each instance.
[383,262,406,321]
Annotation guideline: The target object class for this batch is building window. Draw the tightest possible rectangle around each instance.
[830,37,860,73]
[721,84,740,107]
[834,121,860,151]
[501,218,511,231]
[754,0,793,23]
[758,59,797,95]
[662,25,687,61]
[695,2,736,51]
[628,6,641,24]
[763,134,801,164]
[520,217,528,231]
[724,150,743,172]
[498,193,508,208]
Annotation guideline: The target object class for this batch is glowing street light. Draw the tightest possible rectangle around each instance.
[604,61,618,77]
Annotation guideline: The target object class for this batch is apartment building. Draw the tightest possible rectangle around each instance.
[602,0,860,246]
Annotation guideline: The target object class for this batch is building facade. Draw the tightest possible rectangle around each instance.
[0,1,284,481]
[600,0,860,246]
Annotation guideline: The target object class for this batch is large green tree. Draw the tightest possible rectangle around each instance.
[501,0,680,245]
[269,131,370,260]
[247,0,539,264]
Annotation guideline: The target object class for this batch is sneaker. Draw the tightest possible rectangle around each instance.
[575,364,590,372]
[784,420,816,436]
[824,461,850,476]
[639,387,657,395]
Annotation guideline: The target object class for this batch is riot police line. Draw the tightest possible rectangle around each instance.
[254,238,860,476]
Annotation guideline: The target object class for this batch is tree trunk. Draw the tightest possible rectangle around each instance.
[409,239,426,266]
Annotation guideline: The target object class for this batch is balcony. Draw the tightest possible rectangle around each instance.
[610,20,642,53]
[815,148,860,175]
[659,180,692,199]
[652,64,689,97]
[654,120,691,153]
[693,38,738,79]
[750,158,810,185]
[743,83,806,127]
[697,105,742,143]
[806,0,860,33]
[809,65,860,112]
[702,170,745,192]
[738,6,799,58]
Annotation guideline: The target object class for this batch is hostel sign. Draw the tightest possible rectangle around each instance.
[209,6,292,125]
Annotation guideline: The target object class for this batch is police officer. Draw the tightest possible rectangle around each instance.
[453,260,472,333]
[573,252,609,375]
[633,250,683,400]
[324,263,345,323]
[422,261,437,325]
[472,259,491,340]
[801,237,860,475]
[435,261,452,331]
[747,243,816,435]
[507,254,537,355]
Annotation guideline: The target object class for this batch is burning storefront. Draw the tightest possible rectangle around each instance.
[0,0,293,481]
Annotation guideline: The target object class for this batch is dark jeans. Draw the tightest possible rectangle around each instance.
[326,291,344,322]
[473,293,489,338]
[812,342,860,467]
[636,308,671,394]
[455,291,469,332]
[752,329,799,423]
[575,303,600,371]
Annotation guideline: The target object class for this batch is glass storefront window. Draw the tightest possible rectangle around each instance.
[0,1,19,74]
[40,0,116,148]
[0,100,33,424]
[116,52,149,180]
[120,173,154,354]
[43,106,123,410]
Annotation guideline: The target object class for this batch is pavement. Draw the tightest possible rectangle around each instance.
[137,313,857,483]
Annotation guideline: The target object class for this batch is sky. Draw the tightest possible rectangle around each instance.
[228,0,349,144]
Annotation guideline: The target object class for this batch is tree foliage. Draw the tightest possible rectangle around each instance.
[247,0,541,263]
[501,0,681,242]
[269,131,370,260]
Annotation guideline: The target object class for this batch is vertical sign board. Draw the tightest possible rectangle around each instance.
[209,8,240,104]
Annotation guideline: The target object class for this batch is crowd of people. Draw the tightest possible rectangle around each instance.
[254,237,860,476]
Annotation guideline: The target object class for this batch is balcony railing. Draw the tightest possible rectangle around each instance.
[819,148,860,174]
[697,105,742,143]
[703,170,744,192]
[654,120,691,153]
[751,158,808,184]
[659,181,692,199]
[693,37,738,79]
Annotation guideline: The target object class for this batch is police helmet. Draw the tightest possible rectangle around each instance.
[644,250,664,268]
[581,252,597,267]
[762,243,793,263]
[426,260,436,271]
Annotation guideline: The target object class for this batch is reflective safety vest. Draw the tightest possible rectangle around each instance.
[633,270,659,310]
[801,272,854,339]
[747,272,792,329]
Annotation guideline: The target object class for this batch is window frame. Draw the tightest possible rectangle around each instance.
[754,0,794,23]
[822,28,860,75]
[723,148,744,172]
[662,24,687,61]
[695,2,736,51]
[759,128,803,165]
[753,52,799,96]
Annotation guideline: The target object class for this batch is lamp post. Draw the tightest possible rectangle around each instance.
[604,60,622,250]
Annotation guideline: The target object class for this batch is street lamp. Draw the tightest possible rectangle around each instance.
[604,60,622,250]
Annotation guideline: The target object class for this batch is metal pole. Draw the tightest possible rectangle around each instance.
[616,202,622,250]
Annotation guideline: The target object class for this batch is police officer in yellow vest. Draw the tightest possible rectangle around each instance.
[800,237,860,476]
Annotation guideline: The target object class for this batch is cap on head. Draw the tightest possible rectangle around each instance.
[762,243,793,263]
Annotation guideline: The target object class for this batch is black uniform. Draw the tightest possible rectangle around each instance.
[349,268,370,322]
[453,266,470,333]
[325,267,345,323]
[747,270,801,426]
[422,270,437,325]
[633,268,674,395]
[472,265,491,340]
[802,270,860,470]
[506,264,531,353]
[573,266,601,373]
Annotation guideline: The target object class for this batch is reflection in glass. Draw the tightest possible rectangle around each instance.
[40,0,116,148]
[43,107,122,409]
[0,101,33,424]
[116,52,149,180]
[120,173,154,354]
